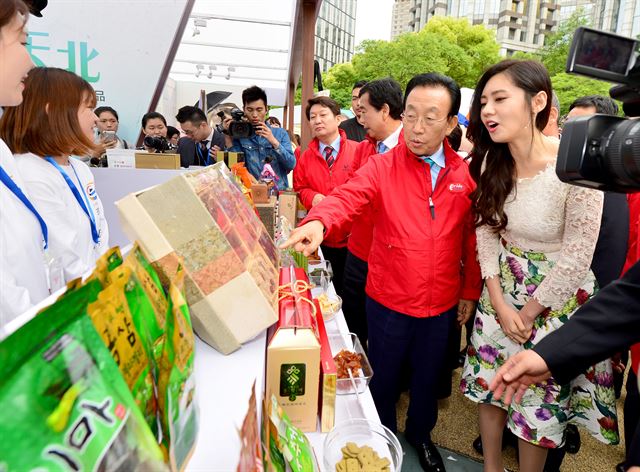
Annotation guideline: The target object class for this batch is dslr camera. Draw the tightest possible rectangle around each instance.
[557,27,640,192]
[143,135,176,153]
[219,108,256,139]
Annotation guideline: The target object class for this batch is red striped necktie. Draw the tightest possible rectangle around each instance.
[324,146,335,168]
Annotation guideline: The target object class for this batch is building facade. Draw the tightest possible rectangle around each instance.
[315,0,357,72]
[407,0,560,56]
[403,0,639,57]
[391,0,413,40]
[590,0,640,37]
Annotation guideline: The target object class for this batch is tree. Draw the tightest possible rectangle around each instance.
[421,16,501,87]
[314,17,501,107]
[538,10,590,76]
[551,72,618,117]
[323,62,357,108]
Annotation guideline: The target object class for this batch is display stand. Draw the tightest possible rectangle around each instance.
[185,279,380,470]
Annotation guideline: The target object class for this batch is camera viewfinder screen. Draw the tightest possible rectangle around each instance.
[575,30,635,75]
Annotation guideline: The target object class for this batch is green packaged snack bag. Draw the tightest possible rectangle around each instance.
[158,265,198,471]
[123,243,169,367]
[0,280,166,471]
[267,395,319,472]
[87,267,159,436]
[90,247,124,285]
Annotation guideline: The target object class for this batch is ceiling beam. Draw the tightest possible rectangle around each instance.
[189,13,291,27]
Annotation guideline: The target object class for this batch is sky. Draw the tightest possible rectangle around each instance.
[354,0,395,46]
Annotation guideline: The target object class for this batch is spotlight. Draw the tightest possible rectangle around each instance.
[207,65,217,79]
[192,18,207,37]
[195,64,204,78]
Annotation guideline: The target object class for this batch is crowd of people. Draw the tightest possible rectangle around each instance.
[1,1,639,471]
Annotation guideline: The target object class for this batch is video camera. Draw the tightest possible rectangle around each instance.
[218,108,256,139]
[556,27,640,192]
[143,135,176,153]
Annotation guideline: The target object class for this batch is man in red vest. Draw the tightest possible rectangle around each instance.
[293,96,358,294]
[283,73,482,472]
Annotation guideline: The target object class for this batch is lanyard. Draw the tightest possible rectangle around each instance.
[0,165,49,249]
[195,141,212,166]
[45,157,100,245]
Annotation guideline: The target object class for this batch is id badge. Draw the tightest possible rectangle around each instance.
[44,251,65,293]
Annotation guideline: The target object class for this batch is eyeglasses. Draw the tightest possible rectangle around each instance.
[401,112,448,127]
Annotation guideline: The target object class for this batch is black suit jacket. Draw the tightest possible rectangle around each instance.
[339,117,366,142]
[534,260,640,384]
[177,130,225,167]
[591,192,629,287]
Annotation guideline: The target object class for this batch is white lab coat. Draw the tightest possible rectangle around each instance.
[15,153,109,283]
[0,141,50,326]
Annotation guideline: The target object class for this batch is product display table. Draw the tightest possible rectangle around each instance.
[187,283,380,471]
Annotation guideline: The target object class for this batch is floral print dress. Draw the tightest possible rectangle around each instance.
[460,163,618,448]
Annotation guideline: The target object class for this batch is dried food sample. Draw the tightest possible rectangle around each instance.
[333,350,363,379]
[336,442,391,472]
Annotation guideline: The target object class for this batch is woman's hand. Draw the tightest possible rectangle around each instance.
[518,299,546,336]
[495,302,531,344]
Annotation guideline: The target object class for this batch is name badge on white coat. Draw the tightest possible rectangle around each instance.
[45,251,64,293]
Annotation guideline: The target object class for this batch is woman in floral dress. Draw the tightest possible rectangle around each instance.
[460,60,618,472]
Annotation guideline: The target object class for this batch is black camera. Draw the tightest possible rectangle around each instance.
[225,108,256,139]
[143,135,175,153]
[556,27,640,192]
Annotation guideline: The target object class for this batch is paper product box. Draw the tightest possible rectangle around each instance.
[116,163,278,355]
[134,152,181,169]
[278,191,297,227]
[251,183,269,203]
[265,268,320,432]
[314,299,336,432]
[256,196,277,238]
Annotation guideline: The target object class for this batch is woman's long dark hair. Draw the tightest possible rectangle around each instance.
[468,60,552,232]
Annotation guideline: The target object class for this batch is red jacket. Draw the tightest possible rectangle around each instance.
[303,139,482,317]
[347,132,403,261]
[293,129,358,247]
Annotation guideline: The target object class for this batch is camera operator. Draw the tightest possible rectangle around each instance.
[139,111,170,153]
[175,105,225,167]
[223,86,295,190]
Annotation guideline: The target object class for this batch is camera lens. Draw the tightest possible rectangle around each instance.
[602,119,640,187]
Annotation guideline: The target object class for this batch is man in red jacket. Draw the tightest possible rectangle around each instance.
[293,96,358,294]
[283,73,482,472]
[343,78,404,347]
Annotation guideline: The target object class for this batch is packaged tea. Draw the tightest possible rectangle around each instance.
[87,266,158,436]
[157,264,198,471]
[0,280,167,471]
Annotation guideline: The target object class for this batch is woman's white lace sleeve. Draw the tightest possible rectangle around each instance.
[534,186,604,310]
[477,224,501,279]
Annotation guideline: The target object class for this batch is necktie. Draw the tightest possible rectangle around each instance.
[200,140,210,165]
[421,156,435,168]
[377,142,388,154]
[324,146,335,168]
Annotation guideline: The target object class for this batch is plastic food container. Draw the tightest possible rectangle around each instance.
[308,260,333,289]
[318,294,342,322]
[323,418,403,472]
[328,333,373,394]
